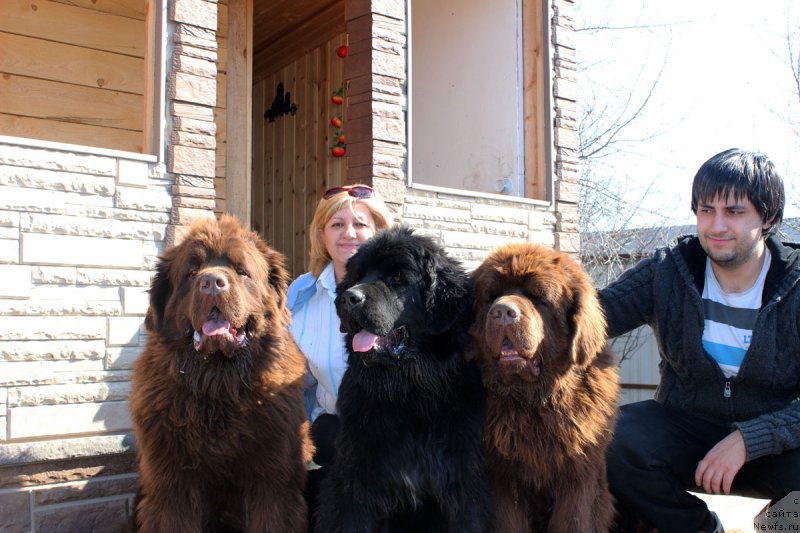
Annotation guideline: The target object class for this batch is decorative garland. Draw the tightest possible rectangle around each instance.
[330,44,348,157]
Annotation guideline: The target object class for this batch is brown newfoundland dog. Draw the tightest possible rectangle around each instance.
[470,242,619,533]
[130,215,312,532]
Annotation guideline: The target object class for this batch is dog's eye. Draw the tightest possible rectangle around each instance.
[188,269,198,279]
[236,267,249,277]
[389,273,404,286]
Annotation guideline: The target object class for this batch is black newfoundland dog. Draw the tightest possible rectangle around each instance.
[314,226,492,532]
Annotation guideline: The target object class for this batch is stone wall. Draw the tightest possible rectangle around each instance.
[0,0,220,529]
[0,140,164,531]
[551,0,581,254]
[402,190,557,270]
[168,0,220,242]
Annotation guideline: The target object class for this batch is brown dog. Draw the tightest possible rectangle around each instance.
[130,215,312,532]
[470,243,619,533]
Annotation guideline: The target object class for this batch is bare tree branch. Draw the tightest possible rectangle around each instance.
[577,21,690,33]
[576,2,684,365]
[579,40,670,160]
[788,32,800,102]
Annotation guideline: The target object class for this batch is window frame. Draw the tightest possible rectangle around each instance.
[0,0,166,161]
[406,0,553,204]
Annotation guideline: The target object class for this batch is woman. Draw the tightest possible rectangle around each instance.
[286,184,393,521]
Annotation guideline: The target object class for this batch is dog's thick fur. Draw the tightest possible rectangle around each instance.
[470,243,619,533]
[315,226,492,533]
[130,215,312,532]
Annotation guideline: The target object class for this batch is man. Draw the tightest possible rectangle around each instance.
[601,148,800,533]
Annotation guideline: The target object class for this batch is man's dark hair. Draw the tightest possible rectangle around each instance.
[690,148,785,236]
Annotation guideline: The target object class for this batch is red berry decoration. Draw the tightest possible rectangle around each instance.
[331,117,342,128]
[336,45,348,58]
[331,87,344,105]
[332,146,345,157]
[338,134,345,144]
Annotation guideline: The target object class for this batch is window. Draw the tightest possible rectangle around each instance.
[410,0,549,200]
[0,0,158,154]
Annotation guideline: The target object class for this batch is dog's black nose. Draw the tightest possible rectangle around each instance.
[199,272,229,296]
[343,287,366,308]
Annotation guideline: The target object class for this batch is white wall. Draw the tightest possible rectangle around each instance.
[411,0,521,195]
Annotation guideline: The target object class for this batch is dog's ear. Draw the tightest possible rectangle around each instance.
[468,261,499,313]
[258,240,292,327]
[423,246,472,334]
[145,256,173,333]
[567,279,607,366]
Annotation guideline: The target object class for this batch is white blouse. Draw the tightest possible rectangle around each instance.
[288,262,347,420]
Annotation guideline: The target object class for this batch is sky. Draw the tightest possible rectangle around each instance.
[575,0,800,229]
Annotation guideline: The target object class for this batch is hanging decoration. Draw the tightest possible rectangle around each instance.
[330,43,347,158]
[331,132,345,157]
[264,82,298,122]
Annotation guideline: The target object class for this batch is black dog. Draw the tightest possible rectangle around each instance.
[314,226,492,533]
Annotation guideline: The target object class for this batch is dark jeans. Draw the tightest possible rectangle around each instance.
[607,400,800,533]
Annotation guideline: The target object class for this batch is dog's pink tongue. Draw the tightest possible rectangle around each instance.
[202,314,231,336]
[353,330,380,352]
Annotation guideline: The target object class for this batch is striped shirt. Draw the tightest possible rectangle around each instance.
[288,262,347,420]
[701,249,771,378]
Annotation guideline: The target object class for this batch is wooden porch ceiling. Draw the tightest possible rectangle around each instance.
[252,0,342,56]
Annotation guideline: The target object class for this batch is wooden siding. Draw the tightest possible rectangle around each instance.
[252,35,347,277]
[0,0,147,153]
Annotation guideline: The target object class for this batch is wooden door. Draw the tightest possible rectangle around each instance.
[252,35,347,277]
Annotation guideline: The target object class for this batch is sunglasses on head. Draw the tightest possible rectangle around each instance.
[322,185,375,200]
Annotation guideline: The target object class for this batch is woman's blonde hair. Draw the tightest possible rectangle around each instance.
[308,185,394,277]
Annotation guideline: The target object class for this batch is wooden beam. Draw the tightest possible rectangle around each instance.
[225,0,254,223]
[142,0,157,155]
[523,0,547,200]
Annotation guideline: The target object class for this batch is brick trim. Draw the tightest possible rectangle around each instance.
[165,0,220,245]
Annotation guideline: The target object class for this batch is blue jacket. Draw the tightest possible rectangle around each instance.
[288,271,321,418]
[287,271,317,316]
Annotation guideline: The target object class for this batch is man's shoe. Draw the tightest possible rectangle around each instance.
[700,511,725,533]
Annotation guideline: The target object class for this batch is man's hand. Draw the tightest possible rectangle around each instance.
[694,429,746,495]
